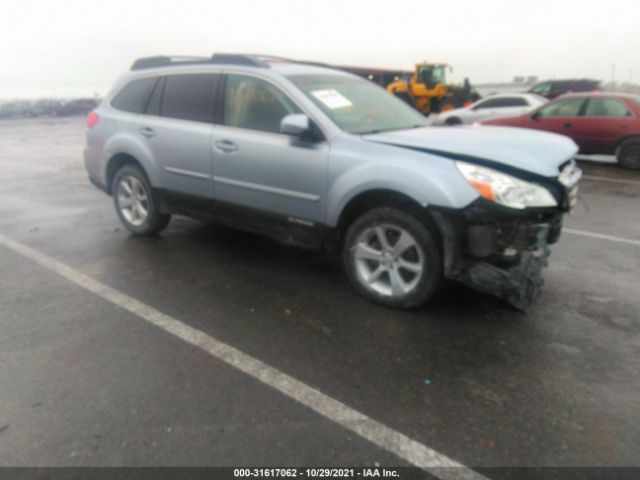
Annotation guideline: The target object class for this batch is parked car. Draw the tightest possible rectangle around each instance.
[527,79,601,100]
[85,54,581,310]
[481,93,640,169]
[0,100,32,118]
[55,98,99,116]
[29,99,63,117]
[433,93,547,126]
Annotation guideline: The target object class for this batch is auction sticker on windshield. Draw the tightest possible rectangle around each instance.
[311,89,352,109]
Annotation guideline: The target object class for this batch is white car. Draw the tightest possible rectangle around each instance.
[434,93,547,126]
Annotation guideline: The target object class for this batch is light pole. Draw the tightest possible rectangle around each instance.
[610,63,616,84]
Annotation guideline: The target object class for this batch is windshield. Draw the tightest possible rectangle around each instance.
[288,74,427,134]
[418,66,446,86]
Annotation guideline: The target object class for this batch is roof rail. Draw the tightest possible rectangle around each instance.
[292,59,333,69]
[130,53,294,71]
[211,53,271,67]
[130,56,211,70]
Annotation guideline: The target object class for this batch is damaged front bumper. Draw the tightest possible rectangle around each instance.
[432,200,565,311]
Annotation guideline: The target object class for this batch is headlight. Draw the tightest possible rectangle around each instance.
[456,161,556,209]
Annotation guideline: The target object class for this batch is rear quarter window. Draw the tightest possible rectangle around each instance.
[111,77,158,113]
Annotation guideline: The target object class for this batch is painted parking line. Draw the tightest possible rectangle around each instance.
[564,228,640,247]
[582,175,640,186]
[0,232,487,480]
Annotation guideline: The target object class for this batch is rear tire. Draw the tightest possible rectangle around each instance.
[112,165,171,235]
[342,208,442,309]
[617,138,640,170]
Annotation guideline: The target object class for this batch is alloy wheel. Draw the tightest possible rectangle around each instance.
[353,224,425,298]
[117,175,149,226]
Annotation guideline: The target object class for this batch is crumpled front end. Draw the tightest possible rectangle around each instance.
[432,160,580,310]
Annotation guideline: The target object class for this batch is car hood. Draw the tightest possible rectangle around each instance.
[363,125,577,177]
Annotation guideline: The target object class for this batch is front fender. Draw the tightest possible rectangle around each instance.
[325,145,479,227]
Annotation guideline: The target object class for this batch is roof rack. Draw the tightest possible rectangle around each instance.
[130,53,293,71]
[130,56,210,70]
[292,59,333,69]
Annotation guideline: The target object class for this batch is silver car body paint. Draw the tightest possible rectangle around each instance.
[85,62,578,228]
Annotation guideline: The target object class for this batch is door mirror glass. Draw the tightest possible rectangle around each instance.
[280,113,311,136]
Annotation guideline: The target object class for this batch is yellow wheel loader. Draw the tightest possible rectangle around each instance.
[386,62,479,115]
[300,60,480,116]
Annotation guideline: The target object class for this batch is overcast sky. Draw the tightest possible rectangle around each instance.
[1,0,638,99]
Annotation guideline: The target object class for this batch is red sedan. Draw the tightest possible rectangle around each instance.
[481,93,640,169]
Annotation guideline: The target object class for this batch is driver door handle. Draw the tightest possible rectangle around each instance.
[563,122,573,128]
[139,126,156,138]
[214,140,238,153]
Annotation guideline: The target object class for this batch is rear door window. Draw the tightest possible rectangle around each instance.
[160,74,219,123]
[584,98,631,117]
[111,77,158,113]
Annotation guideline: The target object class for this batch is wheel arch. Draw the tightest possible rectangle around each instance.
[445,116,462,125]
[334,189,442,250]
[615,134,640,151]
[105,152,147,195]
[100,130,161,195]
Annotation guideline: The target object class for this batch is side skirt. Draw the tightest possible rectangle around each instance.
[158,189,336,251]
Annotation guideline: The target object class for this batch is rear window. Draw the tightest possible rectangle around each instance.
[111,77,157,113]
[160,74,218,123]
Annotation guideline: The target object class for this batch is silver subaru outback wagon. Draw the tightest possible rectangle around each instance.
[84,53,581,310]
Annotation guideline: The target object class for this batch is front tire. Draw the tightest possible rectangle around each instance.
[342,208,442,309]
[112,165,171,235]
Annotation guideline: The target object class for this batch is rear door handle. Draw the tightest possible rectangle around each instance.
[139,126,156,138]
[214,140,238,153]
[563,122,573,128]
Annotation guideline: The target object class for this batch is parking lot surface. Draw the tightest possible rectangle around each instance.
[0,117,639,477]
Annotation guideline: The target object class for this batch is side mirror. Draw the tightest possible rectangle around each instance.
[280,113,312,137]
[531,111,541,120]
